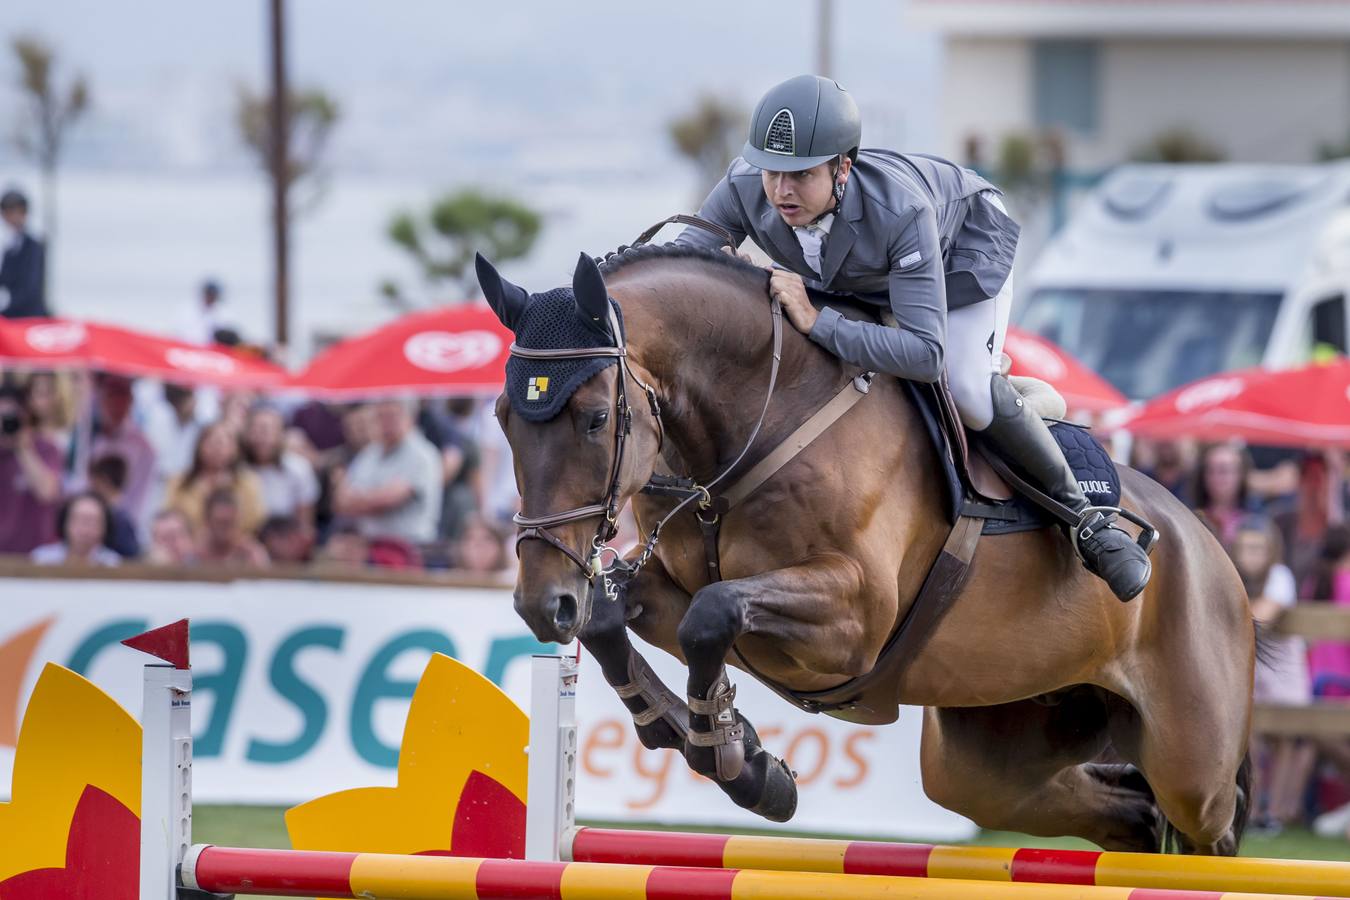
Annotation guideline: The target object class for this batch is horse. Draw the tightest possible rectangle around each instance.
[476,245,1255,855]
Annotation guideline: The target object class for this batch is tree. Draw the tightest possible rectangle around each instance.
[235,84,340,216]
[668,95,744,198]
[9,35,91,251]
[383,190,542,305]
[1130,129,1225,164]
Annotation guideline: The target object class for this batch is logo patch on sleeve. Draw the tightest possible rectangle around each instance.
[526,376,550,400]
[899,250,923,269]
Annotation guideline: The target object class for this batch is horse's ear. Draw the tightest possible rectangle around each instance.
[476,253,529,331]
[572,252,612,338]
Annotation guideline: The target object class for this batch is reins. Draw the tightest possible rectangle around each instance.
[509,215,783,601]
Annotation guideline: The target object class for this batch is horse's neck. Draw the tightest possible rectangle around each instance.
[614,267,860,481]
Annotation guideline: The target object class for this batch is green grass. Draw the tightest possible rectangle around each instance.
[194,804,1350,862]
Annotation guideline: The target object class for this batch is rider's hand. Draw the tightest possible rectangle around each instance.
[769,269,818,334]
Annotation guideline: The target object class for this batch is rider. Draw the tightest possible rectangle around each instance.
[676,74,1152,602]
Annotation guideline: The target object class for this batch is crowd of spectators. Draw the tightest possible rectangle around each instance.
[1132,438,1350,837]
[0,369,519,583]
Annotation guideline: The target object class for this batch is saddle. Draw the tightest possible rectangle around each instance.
[702,298,1129,724]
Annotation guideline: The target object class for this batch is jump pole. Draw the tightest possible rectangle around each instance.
[525,657,1350,899]
[565,828,1350,899]
[177,845,1337,900]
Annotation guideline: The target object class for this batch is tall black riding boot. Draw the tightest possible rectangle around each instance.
[981,376,1152,602]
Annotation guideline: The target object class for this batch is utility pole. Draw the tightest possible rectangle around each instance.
[269,0,291,348]
[816,0,834,78]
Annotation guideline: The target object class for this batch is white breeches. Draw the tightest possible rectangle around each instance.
[945,191,1013,432]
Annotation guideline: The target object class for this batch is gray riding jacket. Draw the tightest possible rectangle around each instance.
[676,149,1020,383]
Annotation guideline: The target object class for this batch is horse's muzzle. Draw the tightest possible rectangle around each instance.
[515,584,590,645]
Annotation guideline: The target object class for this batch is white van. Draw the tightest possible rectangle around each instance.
[1016,162,1350,401]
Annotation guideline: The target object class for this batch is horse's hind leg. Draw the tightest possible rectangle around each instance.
[920,695,1163,852]
[579,557,690,752]
[1121,666,1250,855]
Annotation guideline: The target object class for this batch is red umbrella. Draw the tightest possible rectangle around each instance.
[0,318,287,387]
[1003,326,1128,412]
[289,304,511,398]
[1122,359,1350,448]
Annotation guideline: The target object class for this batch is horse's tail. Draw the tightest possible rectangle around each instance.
[1253,617,1281,670]
[1230,616,1271,853]
[1230,750,1255,853]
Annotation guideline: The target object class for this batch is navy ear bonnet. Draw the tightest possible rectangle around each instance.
[505,287,625,423]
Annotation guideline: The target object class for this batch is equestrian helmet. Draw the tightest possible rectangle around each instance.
[742,75,861,172]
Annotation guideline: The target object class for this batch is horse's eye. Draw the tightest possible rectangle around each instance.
[588,410,610,433]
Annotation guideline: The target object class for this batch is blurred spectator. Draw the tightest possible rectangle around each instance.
[1272,452,1348,591]
[89,454,141,559]
[1191,442,1257,545]
[1232,515,1313,831]
[20,371,76,475]
[147,508,197,565]
[317,522,369,569]
[178,279,224,346]
[243,405,319,527]
[1248,446,1303,507]
[288,400,345,461]
[30,492,120,567]
[1307,525,1350,698]
[163,422,266,536]
[313,403,376,537]
[368,536,423,569]
[334,397,442,543]
[453,515,512,581]
[144,383,208,483]
[475,398,519,526]
[259,515,313,565]
[1134,438,1195,505]
[196,488,268,566]
[90,374,156,525]
[0,189,48,319]
[0,382,62,554]
[420,398,477,539]
[217,390,255,437]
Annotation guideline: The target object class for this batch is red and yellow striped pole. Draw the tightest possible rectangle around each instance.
[181,845,1344,900]
[566,829,1350,899]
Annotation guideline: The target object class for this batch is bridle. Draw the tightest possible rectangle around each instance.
[509,302,661,581]
[510,216,784,604]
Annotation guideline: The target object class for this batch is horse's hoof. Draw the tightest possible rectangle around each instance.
[749,754,798,823]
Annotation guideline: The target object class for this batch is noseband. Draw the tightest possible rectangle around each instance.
[510,216,783,605]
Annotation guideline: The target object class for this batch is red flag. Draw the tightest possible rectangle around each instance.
[0,318,286,388]
[1004,326,1128,413]
[1122,358,1350,448]
[289,305,511,398]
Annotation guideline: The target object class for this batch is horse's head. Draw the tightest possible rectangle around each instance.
[478,251,663,644]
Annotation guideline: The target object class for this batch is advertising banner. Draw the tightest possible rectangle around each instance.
[0,576,974,840]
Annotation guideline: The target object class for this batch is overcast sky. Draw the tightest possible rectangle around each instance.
[1,0,941,180]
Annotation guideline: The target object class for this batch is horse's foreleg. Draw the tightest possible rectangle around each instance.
[677,559,864,822]
[578,558,690,751]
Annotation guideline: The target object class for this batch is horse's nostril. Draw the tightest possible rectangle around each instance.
[553,592,579,632]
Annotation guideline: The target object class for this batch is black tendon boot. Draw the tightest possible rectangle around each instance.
[982,376,1152,602]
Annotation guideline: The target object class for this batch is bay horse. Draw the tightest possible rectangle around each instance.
[477,246,1254,855]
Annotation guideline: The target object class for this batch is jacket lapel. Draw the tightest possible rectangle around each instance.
[819,180,863,288]
[754,204,812,273]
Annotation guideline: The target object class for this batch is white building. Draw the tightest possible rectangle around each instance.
[908,1,1350,168]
